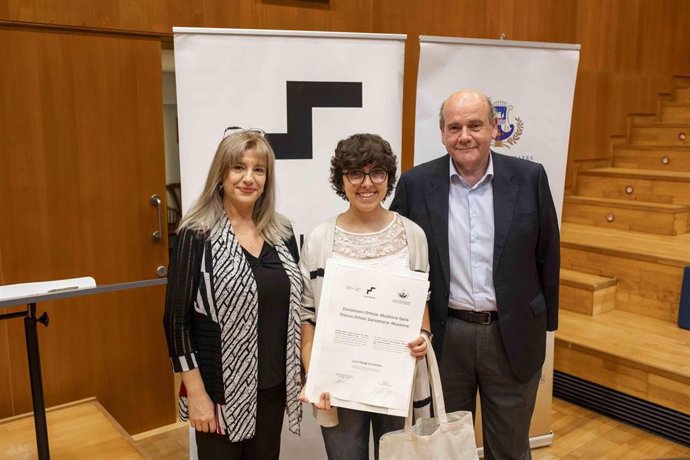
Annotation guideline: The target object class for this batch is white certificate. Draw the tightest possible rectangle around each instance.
[305,258,429,416]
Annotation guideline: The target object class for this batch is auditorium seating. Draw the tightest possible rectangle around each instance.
[557,76,690,417]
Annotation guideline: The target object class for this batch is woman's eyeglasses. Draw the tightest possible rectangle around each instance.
[344,169,388,185]
[222,126,266,139]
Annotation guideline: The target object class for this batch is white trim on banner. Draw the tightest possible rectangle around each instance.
[174,27,406,41]
[420,35,581,50]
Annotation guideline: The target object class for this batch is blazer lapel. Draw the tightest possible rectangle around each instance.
[425,157,451,290]
[492,152,517,274]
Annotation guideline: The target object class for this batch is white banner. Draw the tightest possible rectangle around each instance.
[415,36,580,223]
[416,36,580,449]
[173,28,406,240]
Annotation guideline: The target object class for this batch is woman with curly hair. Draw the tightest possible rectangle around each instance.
[299,133,431,460]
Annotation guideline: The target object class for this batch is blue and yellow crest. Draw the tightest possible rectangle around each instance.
[492,100,524,149]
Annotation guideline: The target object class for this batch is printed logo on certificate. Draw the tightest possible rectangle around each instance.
[305,258,429,416]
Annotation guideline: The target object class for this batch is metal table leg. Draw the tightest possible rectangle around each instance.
[24,303,50,459]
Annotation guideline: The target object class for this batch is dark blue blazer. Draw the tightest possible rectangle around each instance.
[390,152,560,382]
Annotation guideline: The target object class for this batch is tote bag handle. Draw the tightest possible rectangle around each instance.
[404,334,448,431]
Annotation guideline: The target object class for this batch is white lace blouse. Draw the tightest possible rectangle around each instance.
[332,213,410,270]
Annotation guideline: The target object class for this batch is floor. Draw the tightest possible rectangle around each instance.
[134,398,690,459]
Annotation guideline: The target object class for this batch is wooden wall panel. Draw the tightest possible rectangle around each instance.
[0,27,172,433]
[0,0,371,34]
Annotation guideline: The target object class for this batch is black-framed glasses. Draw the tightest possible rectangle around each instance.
[344,169,388,185]
[222,126,266,139]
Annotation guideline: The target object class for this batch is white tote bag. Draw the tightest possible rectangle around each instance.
[379,335,479,460]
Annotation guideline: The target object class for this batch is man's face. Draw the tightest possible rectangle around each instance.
[440,93,498,175]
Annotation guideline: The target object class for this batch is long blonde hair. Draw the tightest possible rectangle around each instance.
[178,131,291,244]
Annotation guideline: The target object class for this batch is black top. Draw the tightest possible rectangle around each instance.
[242,242,290,389]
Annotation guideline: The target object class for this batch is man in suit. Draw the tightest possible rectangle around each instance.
[390,90,559,459]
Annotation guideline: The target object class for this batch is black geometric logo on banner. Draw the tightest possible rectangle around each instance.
[267,81,363,160]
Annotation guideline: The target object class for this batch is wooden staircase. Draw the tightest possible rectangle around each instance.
[563,195,690,236]
[559,268,616,316]
[612,145,690,171]
[556,76,690,417]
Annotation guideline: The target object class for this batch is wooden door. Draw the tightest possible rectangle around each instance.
[0,26,174,433]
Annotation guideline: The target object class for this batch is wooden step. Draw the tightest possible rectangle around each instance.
[673,76,690,89]
[561,222,690,322]
[612,144,690,171]
[555,309,690,416]
[676,87,690,101]
[630,122,690,146]
[660,102,690,122]
[575,167,690,205]
[562,223,690,267]
[0,398,147,458]
[627,113,658,123]
[563,195,690,235]
[559,268,617,315]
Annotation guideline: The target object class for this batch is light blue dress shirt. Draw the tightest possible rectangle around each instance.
[448,155,498,312]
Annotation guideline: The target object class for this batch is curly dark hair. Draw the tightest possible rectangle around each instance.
[329,133,398,201]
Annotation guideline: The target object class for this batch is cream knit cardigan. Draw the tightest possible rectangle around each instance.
[299,213,431,426]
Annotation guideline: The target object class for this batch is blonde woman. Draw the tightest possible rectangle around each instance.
[300,133,431,460]
[163,128,302,459]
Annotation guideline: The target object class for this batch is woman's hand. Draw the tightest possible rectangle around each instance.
[313,391,331,410]
[299,385,331,410]
[300,324,332,410]
[299,385,309,403]
[407,334,428,360]
[187,389,217,433]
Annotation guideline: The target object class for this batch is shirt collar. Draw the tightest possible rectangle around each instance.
[448,153,494,188]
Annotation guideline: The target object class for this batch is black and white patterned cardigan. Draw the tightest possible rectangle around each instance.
[163,217,303,442]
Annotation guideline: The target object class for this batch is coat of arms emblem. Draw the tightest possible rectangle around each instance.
[493,100,524,148]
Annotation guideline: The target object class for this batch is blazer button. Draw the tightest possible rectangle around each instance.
[440,320,446,327]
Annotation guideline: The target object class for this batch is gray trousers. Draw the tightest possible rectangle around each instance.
[439,315,540,460]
